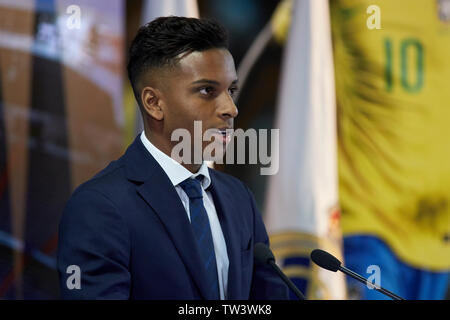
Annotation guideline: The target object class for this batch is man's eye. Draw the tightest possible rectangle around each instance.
[199,87,214,95]
[228,87,238,96]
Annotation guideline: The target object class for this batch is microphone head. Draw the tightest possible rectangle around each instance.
[254,243,275,265]
[310,249,341,272]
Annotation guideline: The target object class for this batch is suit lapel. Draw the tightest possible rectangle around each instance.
[208,170,244,300]
[123,137,214,299]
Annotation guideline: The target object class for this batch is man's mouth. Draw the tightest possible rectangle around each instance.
[214,128,233,144]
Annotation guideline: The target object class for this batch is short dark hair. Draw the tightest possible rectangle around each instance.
[127,16,229,106]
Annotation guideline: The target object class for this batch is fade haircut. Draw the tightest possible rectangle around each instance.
[127,16,229,108]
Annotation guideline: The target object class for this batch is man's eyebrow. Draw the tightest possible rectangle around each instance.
[191,79,239,86]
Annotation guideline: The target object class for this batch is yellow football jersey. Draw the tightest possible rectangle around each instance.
[331,0,450,270]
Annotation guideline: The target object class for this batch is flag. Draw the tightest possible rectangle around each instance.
[264,0,346,300]
[141,0,199,22]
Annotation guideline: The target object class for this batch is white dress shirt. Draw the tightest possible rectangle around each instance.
[140,131,229,299]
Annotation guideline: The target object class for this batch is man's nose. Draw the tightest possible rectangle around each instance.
[219,93,239,120]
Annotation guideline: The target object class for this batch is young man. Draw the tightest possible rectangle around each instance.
[57,16,289,300]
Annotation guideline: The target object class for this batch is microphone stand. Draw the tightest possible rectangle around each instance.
[268,260,306,300]
[339,266,405,300]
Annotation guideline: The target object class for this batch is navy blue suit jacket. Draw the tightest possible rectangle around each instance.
[57,136,289,299]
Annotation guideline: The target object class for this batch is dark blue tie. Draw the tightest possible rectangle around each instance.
[179,177,220,299]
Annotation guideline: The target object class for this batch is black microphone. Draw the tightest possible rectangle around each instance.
[310,249,405,300]
[254,243,306,300]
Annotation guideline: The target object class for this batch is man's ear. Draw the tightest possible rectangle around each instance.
[141,87,164,121]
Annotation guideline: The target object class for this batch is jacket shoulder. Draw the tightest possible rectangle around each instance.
[70,157,127,200]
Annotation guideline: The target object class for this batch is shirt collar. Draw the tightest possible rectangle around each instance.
[140,131,211,190]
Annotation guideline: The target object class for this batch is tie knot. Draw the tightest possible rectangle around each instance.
[179,177,203,199]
